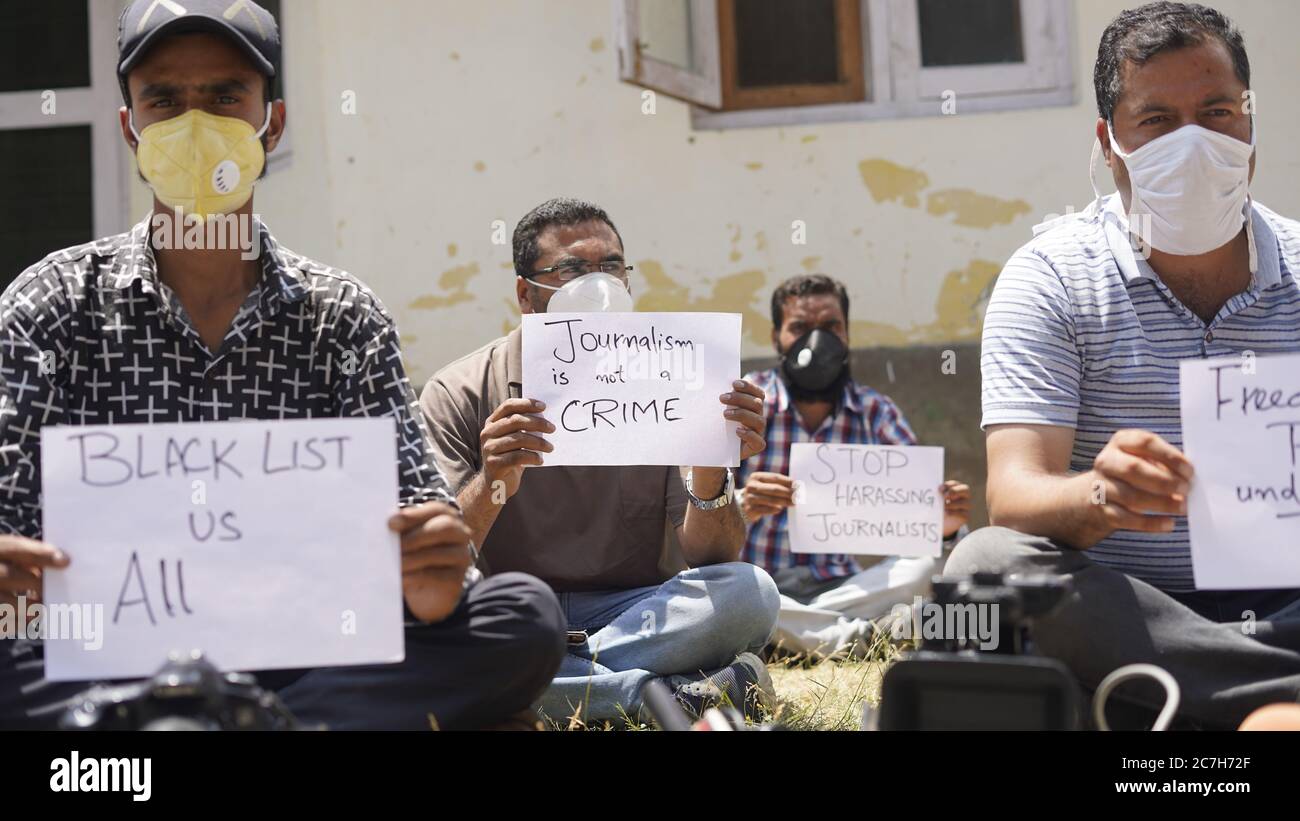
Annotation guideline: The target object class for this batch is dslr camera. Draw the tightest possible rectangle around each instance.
[60,651,298,731]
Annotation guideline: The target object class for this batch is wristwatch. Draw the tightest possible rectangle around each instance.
[684,468,735,511]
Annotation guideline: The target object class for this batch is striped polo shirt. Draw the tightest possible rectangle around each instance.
[982,193,1300,592]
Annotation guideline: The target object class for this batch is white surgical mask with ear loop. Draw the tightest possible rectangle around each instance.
[1091,113,1255,256]
[530,272,634,313]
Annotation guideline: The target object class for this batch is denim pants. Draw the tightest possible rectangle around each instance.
[538,561,780,725]
[946,527,1300,729]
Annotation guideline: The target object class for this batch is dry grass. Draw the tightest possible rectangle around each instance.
[765,657,885,731]
[551,630,907,731]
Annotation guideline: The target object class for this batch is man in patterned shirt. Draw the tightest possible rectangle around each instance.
[739,275,971,658]
[0,0,564,730]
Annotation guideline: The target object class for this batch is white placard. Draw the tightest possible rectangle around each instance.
[1180,353,1300,589]
[39,418,404,681]
[521,312,742,467]
[788,443,945,557]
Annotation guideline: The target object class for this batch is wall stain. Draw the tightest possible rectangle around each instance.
[745,162,763,171]
[926,190,1031,229]
[631,256,997,350]
[859,159,930,208]
[927,259,1000,339]
[859,158,1031,229]
[634,261,771,346]
[728,224,744,262]
[501,296,521,335]
[800,256,822,272]
[408,262,481,311]
[849,320,909,347]
[589,37,606,53]
[845,259,1000,346]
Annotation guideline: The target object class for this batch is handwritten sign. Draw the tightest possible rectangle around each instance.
[1180,353,1300,589]
[522,312,742,467]
[40,418,405,681]
[788,443,944,557]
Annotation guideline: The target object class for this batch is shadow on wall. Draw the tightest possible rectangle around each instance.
[742,341,988,529]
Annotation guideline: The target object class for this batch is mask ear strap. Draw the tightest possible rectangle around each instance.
[519,275,559,293]
[128,108,143,143]
[1246,193,1258,274]
[254,102,273,139]
[1089,136,1103,201]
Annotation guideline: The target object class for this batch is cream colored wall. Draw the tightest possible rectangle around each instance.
[128,0,1300,387]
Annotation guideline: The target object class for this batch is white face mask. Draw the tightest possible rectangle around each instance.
[530,272,634,313]
[1101,119,1255,256]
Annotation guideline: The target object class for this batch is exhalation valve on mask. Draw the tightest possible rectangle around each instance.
[131,103,272,221]
[532,272,635,313]
[781,329,849,393]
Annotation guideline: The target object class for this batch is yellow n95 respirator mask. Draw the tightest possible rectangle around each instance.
[130,103,272,221]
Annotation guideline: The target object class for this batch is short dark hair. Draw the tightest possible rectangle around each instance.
[512,198,624,278]
[770,274,850,330]
[1094,1,1249,123]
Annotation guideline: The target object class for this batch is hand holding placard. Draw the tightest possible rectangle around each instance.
[521,312,742,467]
[1180,352,1300,589]
[788,443,945,558]
[40,418,405,681]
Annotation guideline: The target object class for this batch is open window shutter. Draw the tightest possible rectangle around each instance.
[615,0,723,109]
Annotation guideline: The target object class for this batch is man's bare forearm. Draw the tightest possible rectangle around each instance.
[456,472,505,551]
[678,467,745,566]
[987,469,1103,550]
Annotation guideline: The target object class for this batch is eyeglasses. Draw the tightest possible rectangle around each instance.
[530,260,633,282]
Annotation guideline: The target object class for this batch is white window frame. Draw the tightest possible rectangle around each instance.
[618,0,1076,130]
[614,0,722,109]
[0,0,130,239]
[889,0,1069,100]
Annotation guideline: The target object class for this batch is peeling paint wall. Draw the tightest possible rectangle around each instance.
[128,0,1300,391]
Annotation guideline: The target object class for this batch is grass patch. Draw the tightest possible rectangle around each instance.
[549,629,908,731]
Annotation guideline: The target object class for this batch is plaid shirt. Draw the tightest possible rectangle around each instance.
[738,368,918,580]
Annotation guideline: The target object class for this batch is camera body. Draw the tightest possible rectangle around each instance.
[870,572,1082,730]
[60,651,298,731]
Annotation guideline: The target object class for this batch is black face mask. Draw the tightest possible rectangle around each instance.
[779,329,850,403]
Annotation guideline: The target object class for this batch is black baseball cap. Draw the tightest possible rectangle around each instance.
[117,0,281,104]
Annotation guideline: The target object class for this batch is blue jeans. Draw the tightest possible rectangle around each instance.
[539,562,780,725]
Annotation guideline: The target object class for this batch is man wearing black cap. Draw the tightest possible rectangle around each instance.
[0,0,566,730]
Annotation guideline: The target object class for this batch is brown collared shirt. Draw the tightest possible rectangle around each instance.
[421,327,688,593]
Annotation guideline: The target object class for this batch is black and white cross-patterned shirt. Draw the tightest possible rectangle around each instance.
[0,216,453,540]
